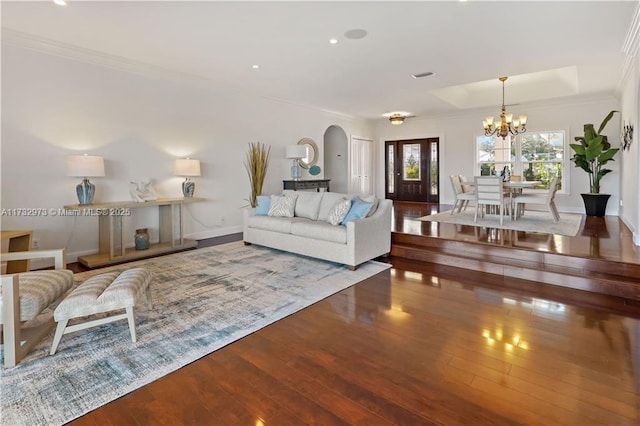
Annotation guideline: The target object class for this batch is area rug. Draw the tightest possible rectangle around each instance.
[418,209,582,236]
[0,241,390,425]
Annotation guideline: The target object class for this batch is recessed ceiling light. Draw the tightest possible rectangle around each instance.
[329,38,338,45]
[344,29,367,40]
[412,72,435,79]
[53,0,67,5]
[252,65,260,69]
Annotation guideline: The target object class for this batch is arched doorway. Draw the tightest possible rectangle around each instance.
[324,125,349,193]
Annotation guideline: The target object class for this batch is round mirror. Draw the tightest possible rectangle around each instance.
[297,138,318,169]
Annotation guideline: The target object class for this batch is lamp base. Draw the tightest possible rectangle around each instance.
[291,160,301,181]
[182,178,195,198]
[76,178,95,205]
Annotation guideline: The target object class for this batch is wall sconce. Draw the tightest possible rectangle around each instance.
[174,158,201,197]
[67,154,105,205]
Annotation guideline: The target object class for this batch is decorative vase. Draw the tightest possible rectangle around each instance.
[135,228,150,250]
[580,194,610,217]
[76,178,96,205]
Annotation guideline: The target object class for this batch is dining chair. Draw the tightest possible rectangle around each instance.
[474,176,510,225]
[457,175,475,194]
[450,175,475,214]
[514,175,560,223]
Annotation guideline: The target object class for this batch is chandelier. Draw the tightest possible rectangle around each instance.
[389,114,405,125]
[482,77,527,139]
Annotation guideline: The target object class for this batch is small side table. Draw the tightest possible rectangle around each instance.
[1,230,33,273]
[283,179,330,192]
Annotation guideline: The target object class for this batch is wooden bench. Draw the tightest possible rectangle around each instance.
[50,268,153,355]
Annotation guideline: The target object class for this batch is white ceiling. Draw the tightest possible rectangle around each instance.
[1,1,637,120]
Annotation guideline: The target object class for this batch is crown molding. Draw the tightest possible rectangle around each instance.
[619,2,640,92]
[1,28,358,121]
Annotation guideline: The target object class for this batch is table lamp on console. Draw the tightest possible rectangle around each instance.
[67,154,105,205]
[174,158,201,197]
[286,145,307,181]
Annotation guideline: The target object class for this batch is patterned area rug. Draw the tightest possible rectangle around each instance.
[418,209,583,236]
[0,242,390,425]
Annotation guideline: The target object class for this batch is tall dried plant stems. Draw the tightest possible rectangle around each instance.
[244,142,271,208]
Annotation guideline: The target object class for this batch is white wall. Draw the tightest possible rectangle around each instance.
[373,97,622,215]
[619,13,640,246]
[0,45,373,261]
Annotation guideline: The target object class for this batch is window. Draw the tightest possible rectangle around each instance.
[403,143,421,181]
[476,131,566,191]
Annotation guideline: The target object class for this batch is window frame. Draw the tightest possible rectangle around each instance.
[475,129,569,195]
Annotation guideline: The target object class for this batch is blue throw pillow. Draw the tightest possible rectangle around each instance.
[255,195,271,215]
[341,197,374,225]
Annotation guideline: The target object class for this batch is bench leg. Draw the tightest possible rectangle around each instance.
[50,320,68,355]
[126,307,137,343]
[145,283,153,310]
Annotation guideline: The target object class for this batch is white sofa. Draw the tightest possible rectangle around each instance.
[243,191,392,269]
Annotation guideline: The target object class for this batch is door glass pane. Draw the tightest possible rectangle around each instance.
[430,142,438,195]
[387,145,395,193]
[403,144,420,181]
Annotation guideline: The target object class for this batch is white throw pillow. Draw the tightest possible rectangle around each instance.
[268,194,298,217]
[326,198,352,225]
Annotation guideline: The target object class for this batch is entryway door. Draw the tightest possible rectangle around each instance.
[385,138,439,202]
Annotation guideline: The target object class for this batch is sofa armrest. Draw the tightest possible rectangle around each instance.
[346,199,392,263]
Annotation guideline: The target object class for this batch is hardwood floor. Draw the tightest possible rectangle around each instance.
[66,206,640,425]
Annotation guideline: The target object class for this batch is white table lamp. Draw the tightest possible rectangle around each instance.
[174,158,201,197]
[67,154,105,205]
[286,145,307,181]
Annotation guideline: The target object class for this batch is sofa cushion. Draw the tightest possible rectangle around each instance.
[268,194,297,217]
[290,220,347,244]
[317,192,350,222]
[290,191,323,220]
[255,195,271,215]
[327,198,352,225]
[247,215,296,233]
[341,196,374,224]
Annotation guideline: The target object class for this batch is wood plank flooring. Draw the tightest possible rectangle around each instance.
[65,207,640,425]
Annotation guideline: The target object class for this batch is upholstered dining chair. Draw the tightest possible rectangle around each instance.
[450,175,476,214]
[514,175,561,223]
[474,176,510,225]
[0,249,73,367]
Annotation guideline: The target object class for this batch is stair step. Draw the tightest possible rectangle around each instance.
[391,242,640,301]
[392,232,640,281]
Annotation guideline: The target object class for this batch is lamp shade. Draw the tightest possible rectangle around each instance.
[174,158,201,177]
[67,155,105,177]
[286,145,307,159]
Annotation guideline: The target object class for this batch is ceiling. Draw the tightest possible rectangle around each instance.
[1,1,637,121]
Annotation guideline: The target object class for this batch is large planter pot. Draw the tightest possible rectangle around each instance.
[580,193,611,217]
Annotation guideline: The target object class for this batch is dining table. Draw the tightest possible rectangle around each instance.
[461,180,542,219]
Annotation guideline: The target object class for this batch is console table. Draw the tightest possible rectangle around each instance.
[63,198,203,268]
[283,179,330,192]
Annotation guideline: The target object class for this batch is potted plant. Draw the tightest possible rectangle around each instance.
[244,142,270,208]
[569,110,619,216]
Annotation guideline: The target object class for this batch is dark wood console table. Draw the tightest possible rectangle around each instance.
[283,179,330,192]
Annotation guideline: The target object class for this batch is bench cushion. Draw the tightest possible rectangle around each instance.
[54,268,152,321]
[0,270,74,323]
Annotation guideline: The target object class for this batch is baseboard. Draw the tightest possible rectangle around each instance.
[186,226,243,241]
